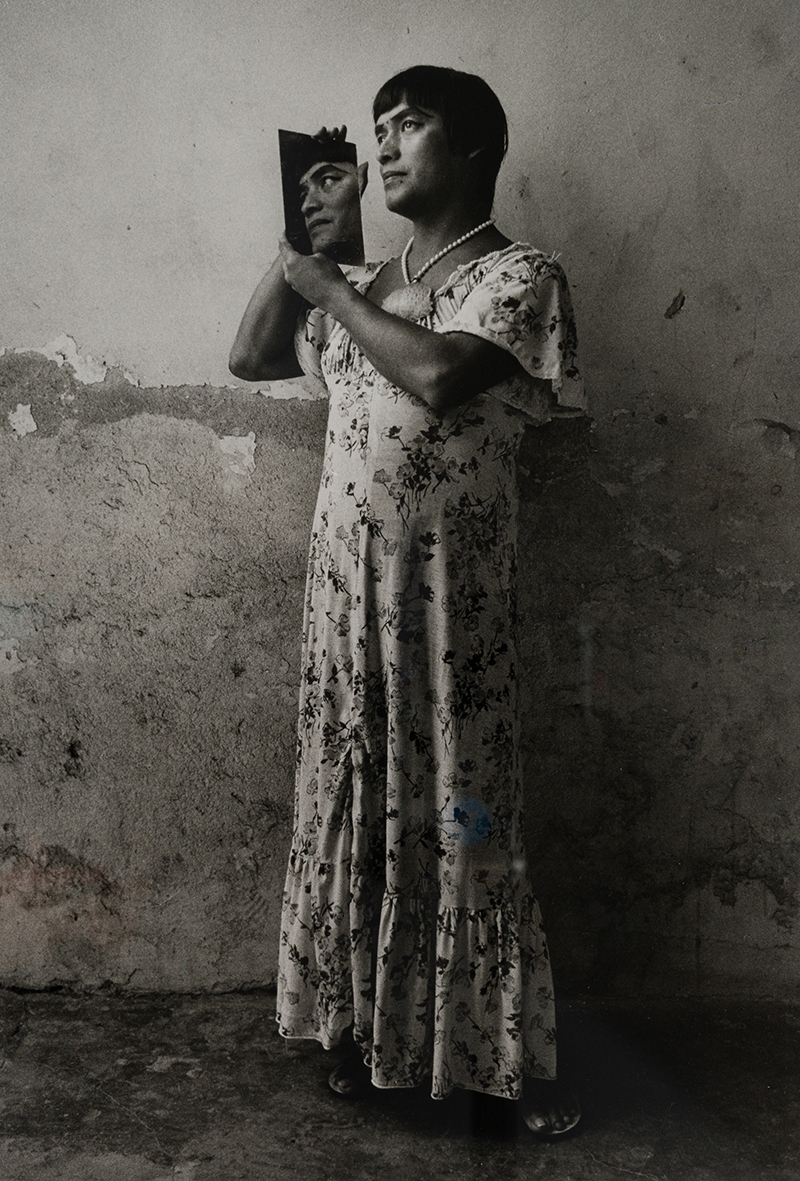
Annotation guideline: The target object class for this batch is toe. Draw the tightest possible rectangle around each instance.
[522,1080,581,1137]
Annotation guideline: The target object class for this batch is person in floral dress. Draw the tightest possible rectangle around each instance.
[230,65,585,1135]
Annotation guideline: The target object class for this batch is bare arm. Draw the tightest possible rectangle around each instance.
[230,124,357,384]
[278,236,543,415]
[329,281,522,413]
[229,255,304,382]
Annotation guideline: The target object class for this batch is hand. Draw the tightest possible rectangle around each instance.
[278,233,349,311]
[312,124,347,145]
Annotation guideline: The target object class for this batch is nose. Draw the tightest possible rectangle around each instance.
[377,129,399,165]
[301,187,321,216]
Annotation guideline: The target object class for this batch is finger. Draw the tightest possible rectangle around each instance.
[277,232,296,260]
[313,124,346,143]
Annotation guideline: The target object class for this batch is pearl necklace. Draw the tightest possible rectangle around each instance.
[401,219,495,285]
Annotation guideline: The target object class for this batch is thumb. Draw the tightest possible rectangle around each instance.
[277,232,295,260]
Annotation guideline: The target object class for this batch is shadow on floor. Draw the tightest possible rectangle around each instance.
[0,989,797,1180]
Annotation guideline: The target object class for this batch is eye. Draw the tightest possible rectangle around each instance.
[402,117,421,131]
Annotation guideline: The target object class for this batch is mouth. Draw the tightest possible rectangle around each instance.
[381,172,405,184]
[306,218,332,232]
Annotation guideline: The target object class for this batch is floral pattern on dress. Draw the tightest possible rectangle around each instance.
[278,244,583,1099]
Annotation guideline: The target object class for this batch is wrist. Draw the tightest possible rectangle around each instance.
[327,275,361,323]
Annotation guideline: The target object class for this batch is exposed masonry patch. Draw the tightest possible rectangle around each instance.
[0,352,320,989]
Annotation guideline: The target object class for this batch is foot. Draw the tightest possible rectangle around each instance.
[328,1048,371,1097]
[521,1079,581,1137]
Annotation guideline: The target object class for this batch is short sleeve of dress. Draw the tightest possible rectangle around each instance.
[437,247,586,420]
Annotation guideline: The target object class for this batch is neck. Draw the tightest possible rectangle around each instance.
[401,215,496,287]
[407,205,493,261]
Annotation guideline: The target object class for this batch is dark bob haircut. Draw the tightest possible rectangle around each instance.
[372,65,508,208]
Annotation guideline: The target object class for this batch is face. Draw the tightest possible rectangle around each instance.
[298,161,363,257]
[374,101,466,217]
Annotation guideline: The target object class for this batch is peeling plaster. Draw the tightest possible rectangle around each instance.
[0,601,38,676]
[218,431,256,476]
[2,334,112,386]
[8,403,37,437]
[1,335,329,404]
[259,379,327,402]
[664,290,686,319]
[1,333,148,389]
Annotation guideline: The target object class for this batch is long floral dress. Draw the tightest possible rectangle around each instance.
[276,244,584,1100]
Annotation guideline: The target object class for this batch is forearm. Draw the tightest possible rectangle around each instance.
[328,284,514,414]
[276,235,524,411]
[229,256,304,382]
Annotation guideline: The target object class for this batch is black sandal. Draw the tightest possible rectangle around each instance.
[328,1049,371,1097]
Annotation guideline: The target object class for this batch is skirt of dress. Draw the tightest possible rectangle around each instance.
[275,409,556,1099]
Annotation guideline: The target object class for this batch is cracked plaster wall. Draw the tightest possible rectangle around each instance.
[0,355,324,990]
[1,0,799,995]
[1,352,798,996]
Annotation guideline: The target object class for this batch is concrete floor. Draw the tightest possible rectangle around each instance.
[0,989,797,1181]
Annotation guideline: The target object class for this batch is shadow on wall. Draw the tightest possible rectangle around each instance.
[517,411,800,999]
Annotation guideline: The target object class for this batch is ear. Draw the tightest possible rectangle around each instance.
[357,160,369,196]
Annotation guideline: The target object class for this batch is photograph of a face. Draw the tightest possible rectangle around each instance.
[278,129,365,264]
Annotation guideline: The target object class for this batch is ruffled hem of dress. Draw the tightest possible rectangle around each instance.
[276,861,557,1100]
